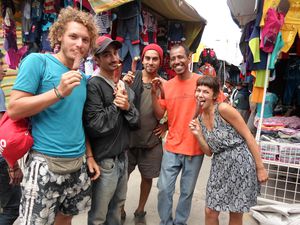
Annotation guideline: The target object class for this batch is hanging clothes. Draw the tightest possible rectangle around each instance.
[281,0,300,53]
[260,8,284,53]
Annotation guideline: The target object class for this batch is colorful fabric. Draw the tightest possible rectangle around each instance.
[89,0,133,13]
[259,0,280,27]
[260,8,284,53]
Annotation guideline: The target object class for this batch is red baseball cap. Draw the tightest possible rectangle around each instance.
[94,36,122,55]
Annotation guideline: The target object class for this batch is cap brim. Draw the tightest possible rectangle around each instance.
[95,40,122,55]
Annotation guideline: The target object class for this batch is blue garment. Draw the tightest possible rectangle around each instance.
[168,22,185,42]
[0,88,6,112]
[283,58,300,106]
[119,36,140,61]
[256,92,278,118]
[88,155,128,225]
[12,53,87,157]
[157,150,204,225]
[41,31,52,52]
[0,158,21,225]
[116,15,140,43]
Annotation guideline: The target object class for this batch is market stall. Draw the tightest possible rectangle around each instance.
[227,0,300,204]
[0,0,206,103]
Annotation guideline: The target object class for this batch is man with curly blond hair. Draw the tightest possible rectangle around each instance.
[8,7,99,225]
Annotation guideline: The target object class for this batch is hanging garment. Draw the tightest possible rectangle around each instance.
[259,0,281,26]
[168,22,185,43]
[281,0,300,52]
[94,11,112,35]
[141,10,157,44]
[260,8,285,53]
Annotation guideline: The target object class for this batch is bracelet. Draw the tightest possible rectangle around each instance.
[53,87,64,100]
[86,155,94,159]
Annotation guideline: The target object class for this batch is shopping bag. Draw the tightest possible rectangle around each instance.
[0,112,33,167]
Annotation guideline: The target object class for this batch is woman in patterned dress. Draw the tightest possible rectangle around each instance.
[189,76,268,225]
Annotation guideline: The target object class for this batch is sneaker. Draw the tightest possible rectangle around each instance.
[134,211,147,225]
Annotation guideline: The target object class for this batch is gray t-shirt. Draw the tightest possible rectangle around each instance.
[0,88,6,112]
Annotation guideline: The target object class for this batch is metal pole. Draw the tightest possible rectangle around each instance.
[255,53,271,142]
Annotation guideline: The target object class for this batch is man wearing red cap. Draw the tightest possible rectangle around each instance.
[122,43,167,225]
[83,36,139,225]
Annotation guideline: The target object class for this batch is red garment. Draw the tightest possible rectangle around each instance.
[198,63,216,76]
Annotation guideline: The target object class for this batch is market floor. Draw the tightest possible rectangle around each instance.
[72,156,259,225]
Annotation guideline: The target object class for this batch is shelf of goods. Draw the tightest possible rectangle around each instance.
[259,141,300,204]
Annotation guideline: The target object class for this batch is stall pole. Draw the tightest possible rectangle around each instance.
[255,53,271,142]
[223,60,226,85]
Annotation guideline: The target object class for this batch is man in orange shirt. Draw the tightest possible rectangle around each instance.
[152,44,204,225]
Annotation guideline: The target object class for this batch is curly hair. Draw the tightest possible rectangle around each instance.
[48,7,98,51]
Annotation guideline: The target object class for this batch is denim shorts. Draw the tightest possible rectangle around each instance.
[19,153,91,225]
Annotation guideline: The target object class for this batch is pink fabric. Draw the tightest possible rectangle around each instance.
[260,8,284,53]
[5,48,20,69]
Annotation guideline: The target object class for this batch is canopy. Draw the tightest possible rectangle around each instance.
[89,0,207,52]
[227,0,257,27]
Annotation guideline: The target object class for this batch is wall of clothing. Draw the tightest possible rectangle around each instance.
[0,0,205,81]
[231,0,300,205]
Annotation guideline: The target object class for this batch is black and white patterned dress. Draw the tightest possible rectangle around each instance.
[199,105,260,212]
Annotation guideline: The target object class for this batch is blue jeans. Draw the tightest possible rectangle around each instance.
[0,158,21,225]
[119,38,140,61]
[88,154,128,225]
[157,150,204,225]
[283,59,300,106]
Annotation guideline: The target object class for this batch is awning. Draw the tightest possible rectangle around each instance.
[89,0,206,52]
[227,0,257,27]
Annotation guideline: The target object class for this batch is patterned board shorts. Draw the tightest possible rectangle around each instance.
[19,153,91,225]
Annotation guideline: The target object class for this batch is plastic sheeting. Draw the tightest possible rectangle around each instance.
[251,204,300,225]
[227,0,257,27]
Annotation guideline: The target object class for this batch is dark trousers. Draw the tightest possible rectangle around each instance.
[0,159,21,225]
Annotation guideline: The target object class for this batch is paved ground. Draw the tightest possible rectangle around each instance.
[72,156,259,225]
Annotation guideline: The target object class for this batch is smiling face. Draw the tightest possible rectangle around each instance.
[142,50,160,75]
[94,44,120,77]
[169,45,191,77]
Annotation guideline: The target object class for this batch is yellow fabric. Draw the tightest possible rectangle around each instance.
[251,86,265,103]
[89,0,133,13]
[260,0,280,27]
[249,37,261,63]
[254,70,268,88]
[280,0,300,52]
[281,23,300,52]
[192,43,204,63]
[284,0,300,25]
